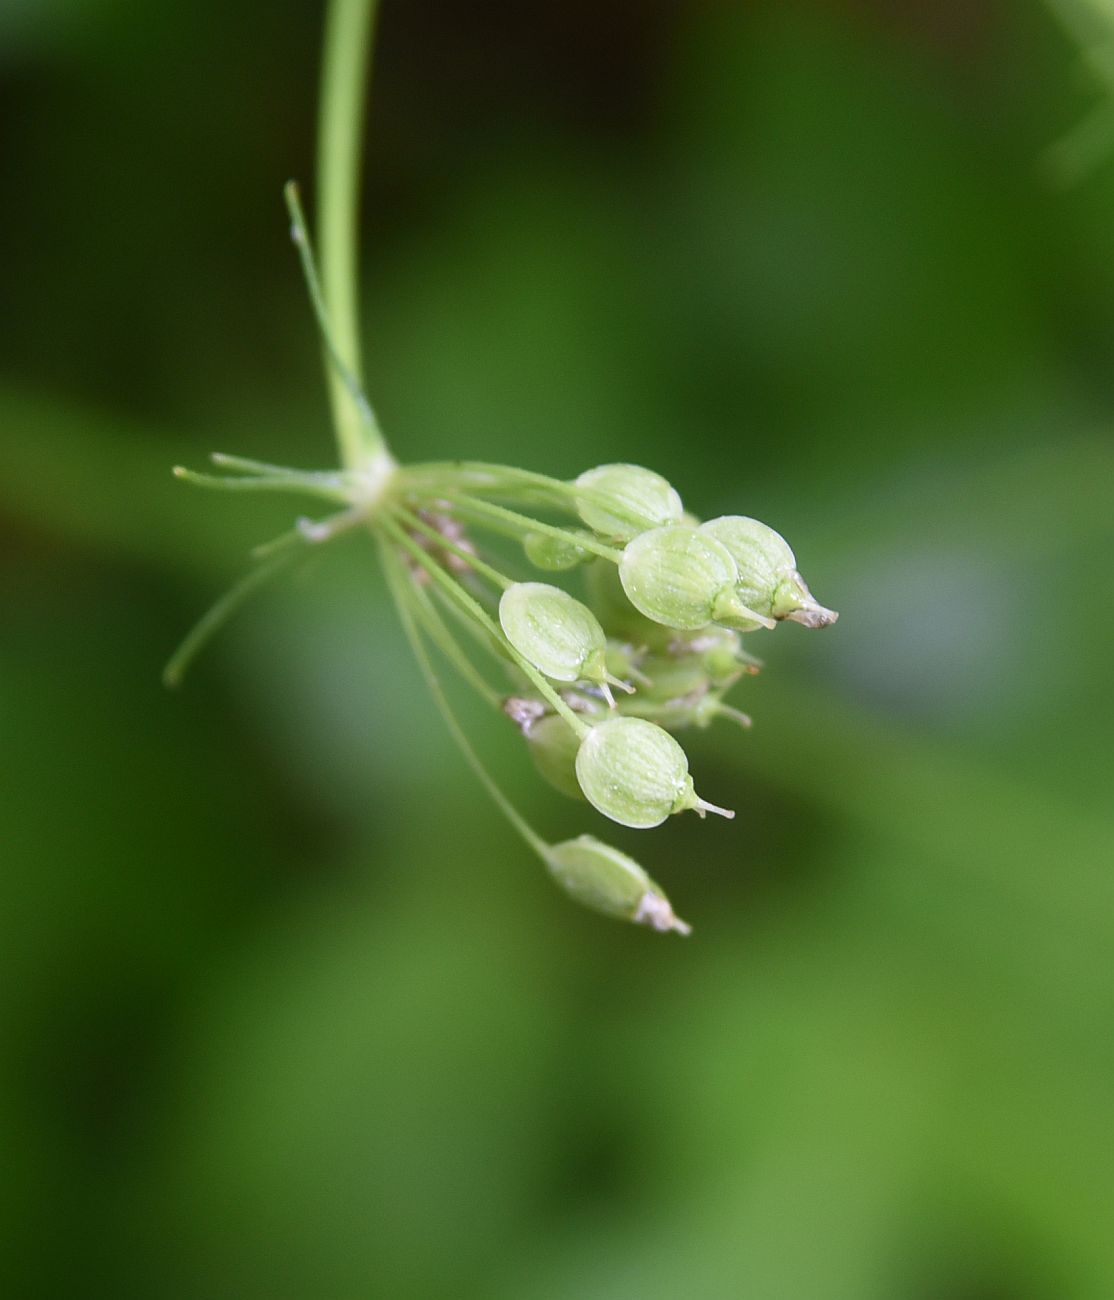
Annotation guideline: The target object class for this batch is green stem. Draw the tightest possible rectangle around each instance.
[444,495,623,563]
[401,461,578,499]
[378,536,549,858]
[317,0,385,468]
[400,462,641,545]
[163,552,295,688]
[408,583,504,708]
[378,517,591,738]
[173,466,349,504]
[430,582,517,672]
[211,452,308,477]
[388,502,514,590]
[285,182,381,440]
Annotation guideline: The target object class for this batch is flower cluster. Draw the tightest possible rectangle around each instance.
[396,459,833,823]
[169,187,837,937]
[172,446,836,934]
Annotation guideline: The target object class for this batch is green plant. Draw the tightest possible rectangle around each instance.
[168,0,838,933]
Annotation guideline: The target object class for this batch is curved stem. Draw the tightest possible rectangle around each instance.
[445,495,623,563]
[407,572,505,708]
[378,517,591,739]
[172,466,349,503]
[399,462,645,543]
[378,535,549,859]
[163,552,296,688]
[400,457,574,496]
[388,502,514,590]
[317,0,386,467]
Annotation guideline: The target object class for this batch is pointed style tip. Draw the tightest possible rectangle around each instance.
[718,705,752,730]
[697,797,735,821]
[634,891,690,935]
[786,601,839,629]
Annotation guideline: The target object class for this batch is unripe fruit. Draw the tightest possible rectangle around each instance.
[622,686,751,733]
[574,715,734,828]
[683,626,751,686]
[499,581,630,704]
[575,463,683,541]
[604,639,649,688]
[525,714,584,800]
[545,835,690,933]
[699,515,837,627]
[618,525,775,632]
[523,530,593,571]
[636,629,750,697]
[583,559,672,649]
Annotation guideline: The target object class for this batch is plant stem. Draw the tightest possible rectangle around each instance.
[379,517,591,739]
[163,552,296,688]
[317,0,386,468]
[444,494,623,563]
[379,536,549,859]
[388,502,515,590]
[408,578,505,708]
[173,466,349,503]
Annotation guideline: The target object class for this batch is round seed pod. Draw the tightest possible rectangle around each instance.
[583,559,672,649]
[681,626,748,686]
[604,639,648,689]
[636,651,711,703]
[621,694,702,730]
[544,835,690,933]
[575,463,683,541]
[699,629,750,684]
[499,581,604,683]
[523,529,593,572]
[499,582,630,703]
[619,525,770,632]
[525,714,584,800]
[624,690,751,733]
[575,715,734,828]
[699,515,837,627]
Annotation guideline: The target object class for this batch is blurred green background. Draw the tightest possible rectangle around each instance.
[2,2,1113,1296]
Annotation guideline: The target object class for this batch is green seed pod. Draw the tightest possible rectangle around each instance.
[523,529,593,572]
[499,582,630,704]
[636,651,712,702]
[619,525,774,632]
[621,693,701,729]
[699,516,837,627]
[771,571,840,628]
[683,626,749,686]
[575,715,734,828]
[583,559,672,649]
[666,626,763,684]
[525,713,585,800]
[544,834,691,933]
[691,694,752,731]
[624,689,751,733]
[604,639,649,688]
[575,463,684,541]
